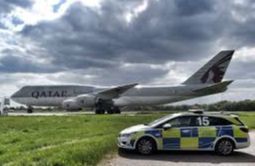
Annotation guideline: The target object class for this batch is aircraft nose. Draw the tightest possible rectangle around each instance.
[10,92,21,104]
[10,90,21,101]
[10,92,17,99]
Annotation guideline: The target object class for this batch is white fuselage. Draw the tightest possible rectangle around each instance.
[11,84,218,107]
[10,50,235,110]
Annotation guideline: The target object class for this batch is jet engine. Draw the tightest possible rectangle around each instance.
[62,98,82,111]
[76,94,97,107]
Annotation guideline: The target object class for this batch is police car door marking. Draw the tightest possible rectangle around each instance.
[197,117,210,126]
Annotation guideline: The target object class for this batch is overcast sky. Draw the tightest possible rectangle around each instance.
[0,0,255,105]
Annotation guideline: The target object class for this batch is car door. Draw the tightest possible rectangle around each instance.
[161,116,199,150]
[197,116,218,149]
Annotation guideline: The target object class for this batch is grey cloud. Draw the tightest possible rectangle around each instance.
[226,60,255,79]
[20,0,225,71]
[0,22,6,29]
[0,55,50,73]
[174,0,214,16]
[0,49,58,73]
[49,63,169,86]
[0,0,32,14]
[2,0,253,90]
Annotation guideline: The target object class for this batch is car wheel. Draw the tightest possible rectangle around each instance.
[136,137,156,155]
[215,138,234,156]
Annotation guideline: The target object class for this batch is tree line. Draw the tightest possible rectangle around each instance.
[128,99,255,112]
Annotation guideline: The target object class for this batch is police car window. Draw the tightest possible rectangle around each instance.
[148,114,176,127]
[208,117,232,126]
[167,116,198,127]
[190,116,200,126]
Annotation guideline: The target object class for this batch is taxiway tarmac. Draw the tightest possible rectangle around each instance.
[100,131,255,166]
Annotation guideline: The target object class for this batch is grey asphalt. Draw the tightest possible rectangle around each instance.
[7,111,138,116]
[100,131,255,166]
[7,111,93,116]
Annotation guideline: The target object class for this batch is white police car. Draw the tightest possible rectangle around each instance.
[118,111,250,155]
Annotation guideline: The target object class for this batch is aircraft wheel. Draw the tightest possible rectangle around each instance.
[112,107,120,114]
[27,106,33,113]
[107,108,114,114]
[95,108,105,114]
[113,107,121,114]
[100,109,105,114]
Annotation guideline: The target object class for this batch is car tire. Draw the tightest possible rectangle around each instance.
[136,137,156,155]
[215,138,234,156]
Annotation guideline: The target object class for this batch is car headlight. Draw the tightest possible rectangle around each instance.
[121,133,131,137]
[120,132,136,138]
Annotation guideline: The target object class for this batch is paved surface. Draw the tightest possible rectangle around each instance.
[7,111,93,116]
[7,111,138,116]
[100,131,255,166]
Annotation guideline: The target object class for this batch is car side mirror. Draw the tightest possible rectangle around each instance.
[163,123,172,130]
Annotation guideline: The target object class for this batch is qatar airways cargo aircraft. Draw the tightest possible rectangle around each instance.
[11,50,234,114]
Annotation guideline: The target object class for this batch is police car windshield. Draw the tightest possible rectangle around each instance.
[147,113,180,127]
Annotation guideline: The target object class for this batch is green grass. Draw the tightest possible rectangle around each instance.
[0,112,254,166]
[237,112,255,129]
[0,114,163,166]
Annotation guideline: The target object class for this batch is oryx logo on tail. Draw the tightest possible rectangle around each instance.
[183,50,234,85]
[201,54,232,83]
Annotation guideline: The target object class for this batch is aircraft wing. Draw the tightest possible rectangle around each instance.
[193,80,233,94]
[96,83,138,99]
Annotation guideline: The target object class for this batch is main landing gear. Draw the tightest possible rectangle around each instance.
[27,106,33,113]
[94,99,121,114]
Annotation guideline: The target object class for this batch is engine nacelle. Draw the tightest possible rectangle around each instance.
[62,99,82,111]
[76,94,96,107]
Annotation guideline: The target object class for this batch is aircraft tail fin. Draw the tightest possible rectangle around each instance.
[183,50,234,85]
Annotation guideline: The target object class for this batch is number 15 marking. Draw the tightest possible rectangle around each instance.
[197,117,210,126]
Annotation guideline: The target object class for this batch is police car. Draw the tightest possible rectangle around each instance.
[118,111,250,155]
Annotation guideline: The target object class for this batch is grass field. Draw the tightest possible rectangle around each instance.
[0,112,254,166]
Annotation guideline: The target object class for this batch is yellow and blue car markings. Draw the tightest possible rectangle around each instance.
[119,112,250,152]
[134,125,248,150]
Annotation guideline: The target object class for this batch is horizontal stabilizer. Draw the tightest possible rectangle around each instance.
[193,80,233,94]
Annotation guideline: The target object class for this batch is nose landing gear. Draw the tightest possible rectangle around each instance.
[27,106,33,113]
